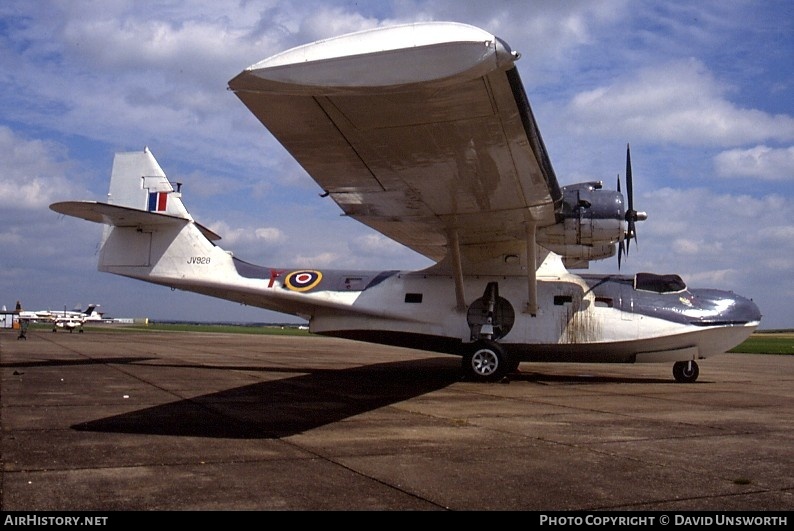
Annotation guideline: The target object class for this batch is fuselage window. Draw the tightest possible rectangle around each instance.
[594,297,613,307]
[405,293,423,303]
[554,295,573,305]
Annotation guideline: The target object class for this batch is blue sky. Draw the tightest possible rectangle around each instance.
[1,1,792,329]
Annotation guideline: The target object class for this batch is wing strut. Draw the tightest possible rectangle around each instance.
[525,222,538,316]
[448,228,467,312]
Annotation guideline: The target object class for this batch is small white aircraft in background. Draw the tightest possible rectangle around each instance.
[51,304,104,332]
[17,303,102,328]
[17,308,56,322]
[51,22,761,382]
[52,314,86,333]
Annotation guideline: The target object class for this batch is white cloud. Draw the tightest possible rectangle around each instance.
[763,256,794,271]
[614,187,793,291]
[349,233,412,259]
[254,227,286,243]
[392,0,629,63]
[0,227,23,245]
[292,251,341,268]
[645,187,786,235]
[684,268,737,286]
[294,5,382,41]
[0,126,82,209]
[207,220,284,246]
[672,238,711,255]
[714,145,794,180]
[566,59,794,146]
[764,226,794,242]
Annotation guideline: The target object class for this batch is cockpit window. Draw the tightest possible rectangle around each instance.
[634,273,687,293]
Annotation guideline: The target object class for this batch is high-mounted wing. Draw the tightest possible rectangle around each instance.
[228,22,562,272]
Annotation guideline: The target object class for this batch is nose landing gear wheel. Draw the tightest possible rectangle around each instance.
[673,360,699,383]
[462,339,512,382]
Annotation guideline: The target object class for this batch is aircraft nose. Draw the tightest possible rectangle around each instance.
[688,289,762,325]
[730,294,763,324]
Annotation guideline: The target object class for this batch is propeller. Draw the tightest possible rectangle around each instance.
[618,143,647,269]
[617,174,625,269]
[625,143,635,255]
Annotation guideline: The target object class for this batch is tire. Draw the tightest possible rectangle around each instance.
[673,361,699,383]
[462,340,511,382]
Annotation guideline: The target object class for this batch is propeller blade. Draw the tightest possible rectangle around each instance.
[618,143,645,269]
[626,219,637,256]
[626,143,633,213]
[626,220,633,255]
[624,142,641,253]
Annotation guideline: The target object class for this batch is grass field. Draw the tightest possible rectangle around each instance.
[22,322,794,355]
[729,331,794,355]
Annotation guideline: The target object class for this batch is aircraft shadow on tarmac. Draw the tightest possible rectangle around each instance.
[67,357,674,439]
[1,357,156,369]
[508,371,676,385]
[72,357,462,439]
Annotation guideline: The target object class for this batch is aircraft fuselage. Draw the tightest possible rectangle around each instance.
[112,241,759,368]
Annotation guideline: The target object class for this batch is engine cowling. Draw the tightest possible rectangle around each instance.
[537,181,626,264]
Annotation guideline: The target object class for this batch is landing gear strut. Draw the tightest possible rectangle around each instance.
[673,360,699,383]
[461,282,518,382]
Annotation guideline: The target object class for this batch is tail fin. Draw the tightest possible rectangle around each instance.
[107,147,192,219]
[51,147,222,278]
[51,147,219,239]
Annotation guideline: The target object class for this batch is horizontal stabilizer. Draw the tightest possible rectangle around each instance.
[50,201,221,241]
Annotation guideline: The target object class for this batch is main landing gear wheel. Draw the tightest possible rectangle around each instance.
[462,340,512,382]
[673,360,699,383]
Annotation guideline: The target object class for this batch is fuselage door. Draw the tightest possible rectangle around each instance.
[620,280,635,321]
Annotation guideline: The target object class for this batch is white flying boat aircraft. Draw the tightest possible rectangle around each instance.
[51,22,761,382]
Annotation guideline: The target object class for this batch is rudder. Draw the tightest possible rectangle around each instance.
[108,147,192,220]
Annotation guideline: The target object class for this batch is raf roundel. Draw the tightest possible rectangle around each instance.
[284,270,323,292]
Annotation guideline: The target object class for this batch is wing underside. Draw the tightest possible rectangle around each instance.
[229,22,561,269]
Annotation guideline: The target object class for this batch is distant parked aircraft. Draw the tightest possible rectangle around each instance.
[16,303,103,332]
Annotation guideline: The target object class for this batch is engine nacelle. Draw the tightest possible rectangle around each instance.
[537,182,625,261]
